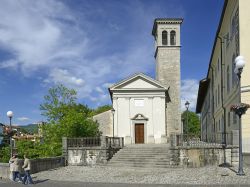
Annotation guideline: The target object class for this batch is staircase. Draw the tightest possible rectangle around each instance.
[108,144,173,168]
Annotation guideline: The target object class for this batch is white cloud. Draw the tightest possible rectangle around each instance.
[181,79,199,112]
[0,0,186,107]
[17,117,30,121]
[0,0,87,74]
[46,68,85,87]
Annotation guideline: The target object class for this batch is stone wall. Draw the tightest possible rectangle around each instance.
[63,136,124,166]
[170,146,239,168]
[0,156,64,179]
[67,147,108,166]
[30,157,65,173]
[156,47,181,137]
[93,110,113,137]
[0,163,9,179]
[243,153,250,166]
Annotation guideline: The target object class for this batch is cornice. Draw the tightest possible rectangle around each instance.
[152,18,183,36]
[154,46,181,58]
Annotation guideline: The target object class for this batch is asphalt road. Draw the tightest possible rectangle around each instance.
[0,180,249,187]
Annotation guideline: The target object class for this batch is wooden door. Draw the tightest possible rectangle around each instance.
[135,123,144,144]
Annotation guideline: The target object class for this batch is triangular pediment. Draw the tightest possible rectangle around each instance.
[131,114,148,121]
[109,73,167,90]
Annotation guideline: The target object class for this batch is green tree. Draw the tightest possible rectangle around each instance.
[40,84,77,123]
[40,84,100,144]
[181,111,200,137]
[90,105,112,116]
[15,140,61,158]
[0,146,10,163]
[42,104,100,143]
[0,85,101,161]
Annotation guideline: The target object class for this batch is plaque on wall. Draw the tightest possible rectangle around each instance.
[134,99,144,107]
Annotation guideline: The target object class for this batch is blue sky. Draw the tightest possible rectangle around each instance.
[0,0,224,126]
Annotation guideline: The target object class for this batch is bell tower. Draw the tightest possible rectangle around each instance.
[152,18,183,137]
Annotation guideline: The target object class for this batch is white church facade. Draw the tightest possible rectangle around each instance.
[109,73,170,144]
[94,18,183,144]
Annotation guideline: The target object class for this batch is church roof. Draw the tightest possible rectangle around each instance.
[109,72,168,91]
[109,72,171,103]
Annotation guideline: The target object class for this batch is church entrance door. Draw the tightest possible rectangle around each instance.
[135,123,144,144]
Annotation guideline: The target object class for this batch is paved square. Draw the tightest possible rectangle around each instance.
[33,166,250,185]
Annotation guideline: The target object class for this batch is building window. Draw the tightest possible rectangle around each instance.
[227,65,230,93]
[218,85,220,105]
[233,112,237,124]
[162,31,168,45]
[226,32,230,48]
[231,8,239,40]
[170,30,176,45]
[222,116,224,131]
[232,54,237,86]
[228,112,230,127]
[218,119,221,132]
[215,89,217,107]
[217,58,220,72]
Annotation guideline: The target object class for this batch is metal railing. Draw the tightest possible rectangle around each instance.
[66,136,124,148]
[204,132,233,145]
[67,137,101,147]
[106,137,124,148]
[173,132,233,148]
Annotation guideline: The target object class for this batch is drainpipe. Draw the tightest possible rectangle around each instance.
[217,36,227,147]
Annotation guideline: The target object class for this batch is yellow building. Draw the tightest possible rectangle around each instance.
[196,0,250,153]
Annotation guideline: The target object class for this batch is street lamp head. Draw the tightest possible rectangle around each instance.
[185,101,190,110]
[234,56,246,74]
[7,111,13,118]
[111,108,115,115]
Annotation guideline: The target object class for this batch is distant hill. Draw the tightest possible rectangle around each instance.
[19,124,39,134]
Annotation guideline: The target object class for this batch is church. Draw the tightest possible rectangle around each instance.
[94,18,183,144]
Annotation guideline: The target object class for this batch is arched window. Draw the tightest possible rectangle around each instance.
[228,112,231,127]
[232,54,236,86]
[162,31,168,45]
[227,65,230,93]
[170,30,176,45]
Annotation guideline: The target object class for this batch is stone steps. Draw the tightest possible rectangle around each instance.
[108,144,174,168]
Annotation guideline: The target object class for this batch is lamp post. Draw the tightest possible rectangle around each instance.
[234,55,246,176]
[185,101,190,146]
[111,108,115,146]
[7,111,13,157]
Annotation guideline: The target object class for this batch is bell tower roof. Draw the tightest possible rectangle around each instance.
[152,18,183,36]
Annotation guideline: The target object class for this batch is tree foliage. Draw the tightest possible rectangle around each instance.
[181,111,200,137]
[0,146,10,163]
[40,84,77,123]
[90,105,112,116]
[0,85,105,162]
[0,140,62,162]
[15,140,61,158]
[40,84,100,144]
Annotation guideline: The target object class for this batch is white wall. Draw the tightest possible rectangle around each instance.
[113,93,166,144]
